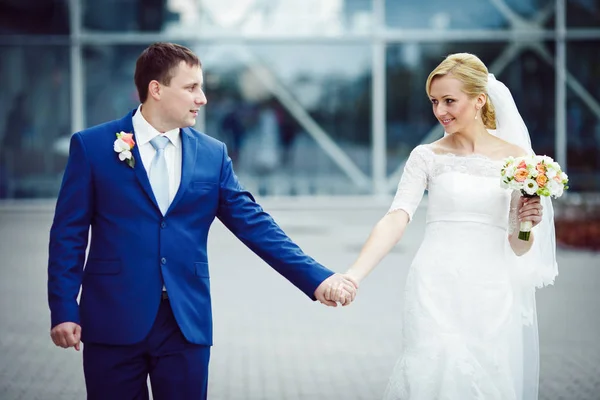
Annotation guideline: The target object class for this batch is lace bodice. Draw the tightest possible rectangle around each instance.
[389,145,519,231]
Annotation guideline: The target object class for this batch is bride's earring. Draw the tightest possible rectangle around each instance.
[475,107,480,120]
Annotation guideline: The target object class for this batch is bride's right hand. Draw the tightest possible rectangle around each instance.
[518,196,543,228]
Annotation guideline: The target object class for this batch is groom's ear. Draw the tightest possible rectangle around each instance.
[148,80,162,100]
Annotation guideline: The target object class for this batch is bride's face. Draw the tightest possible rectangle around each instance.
[429,75,478,134]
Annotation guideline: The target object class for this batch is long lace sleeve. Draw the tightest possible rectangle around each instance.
[388,145,430,221]
[507,190,520,235]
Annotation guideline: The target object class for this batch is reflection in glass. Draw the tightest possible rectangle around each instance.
[83,0,373,35]
[84,45,153,126]
[504,0,554,19]
[566,96,600,191]
[500,46,556,159]
[0,0,69,35]
[0,46,70,198]
[209,44,372,195]
[567,41,600,105]
[566,41,600,191]
[385,0,509,29]
[83,0,171,32]
[84,43,371,195]
[567,0,600,28]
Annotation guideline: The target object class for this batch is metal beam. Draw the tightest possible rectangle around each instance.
[4,29,600,47]
[372,0,387,197]
[555,0,567,169]
[69,0,84,133]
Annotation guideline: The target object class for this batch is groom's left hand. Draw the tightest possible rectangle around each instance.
[314,273,359,307]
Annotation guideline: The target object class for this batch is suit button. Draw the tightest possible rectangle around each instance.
[161,257,167,265]
[161,221,166,229]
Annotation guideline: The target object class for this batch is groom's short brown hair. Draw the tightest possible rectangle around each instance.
[134,42,201,103]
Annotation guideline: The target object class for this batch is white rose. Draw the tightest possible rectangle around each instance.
[119,150,132,161]
[114,138,130,153]
[509,180,522,191]
[547,180,563,197]
[504,167,515,178]
[546,169,557,179]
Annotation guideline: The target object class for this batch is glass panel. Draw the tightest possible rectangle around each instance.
[83,0,169,32]
[0,0,69,35]
[566,40,600,191]
[504,0,554,19]
[84,44,157,125]
[236,44,372,195]
[567,41,600,105]
[501,45,556,158]
[84,43,371,195]
[386,42,556,177]
[385,0,509,29]
[567,0,600,28]
[0,46,70,198]
[83,0,374,35]
[543,13,556,29]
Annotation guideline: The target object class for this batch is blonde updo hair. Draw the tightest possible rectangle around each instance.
[426,53,496,130]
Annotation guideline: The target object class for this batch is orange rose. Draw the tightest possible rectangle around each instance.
[536,174,548,187]
[514,168,529,182]
[121,133,135,149]
[554,175,562,182]
[536,163,546,174]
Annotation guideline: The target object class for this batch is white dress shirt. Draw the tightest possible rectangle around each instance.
[132,105,182,206]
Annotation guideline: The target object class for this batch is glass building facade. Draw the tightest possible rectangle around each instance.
[0,0,598,198]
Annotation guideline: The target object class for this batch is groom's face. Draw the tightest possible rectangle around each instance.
[159,61,207,129]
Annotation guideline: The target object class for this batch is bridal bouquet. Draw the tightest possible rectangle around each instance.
[500,155,569,241]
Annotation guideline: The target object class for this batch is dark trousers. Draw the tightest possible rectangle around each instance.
[83,298,210,400]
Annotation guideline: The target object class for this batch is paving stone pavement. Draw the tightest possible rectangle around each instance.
[1,198,599,400]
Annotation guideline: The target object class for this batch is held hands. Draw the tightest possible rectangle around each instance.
[314,273,359,307]
[50,322,82,351]
[518,196,543,228]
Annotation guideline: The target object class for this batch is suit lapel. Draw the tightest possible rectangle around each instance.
[167,127,198,213]
[120,109,161,212]
[131,135,161,211]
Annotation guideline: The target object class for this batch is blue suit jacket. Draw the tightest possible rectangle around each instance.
[48,109,334,346]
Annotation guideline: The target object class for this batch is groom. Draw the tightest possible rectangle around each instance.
[47,42,357,399]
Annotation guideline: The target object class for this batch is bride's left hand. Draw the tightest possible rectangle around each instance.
[518,196,543,228]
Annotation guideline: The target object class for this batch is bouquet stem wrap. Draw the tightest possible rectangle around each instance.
[518,194,537,241]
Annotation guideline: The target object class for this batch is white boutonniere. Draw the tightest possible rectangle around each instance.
[114,131,135,168]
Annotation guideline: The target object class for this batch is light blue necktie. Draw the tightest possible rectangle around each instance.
[149,135,170,215]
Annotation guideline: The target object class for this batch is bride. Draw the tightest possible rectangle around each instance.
[343,53,558,399]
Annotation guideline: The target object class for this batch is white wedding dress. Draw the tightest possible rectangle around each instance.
[383,144,557,400]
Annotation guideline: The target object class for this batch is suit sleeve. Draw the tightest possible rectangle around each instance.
[48,132,93,328]
[215,144,334,300]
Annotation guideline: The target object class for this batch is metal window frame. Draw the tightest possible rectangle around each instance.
[4,0,600,195]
